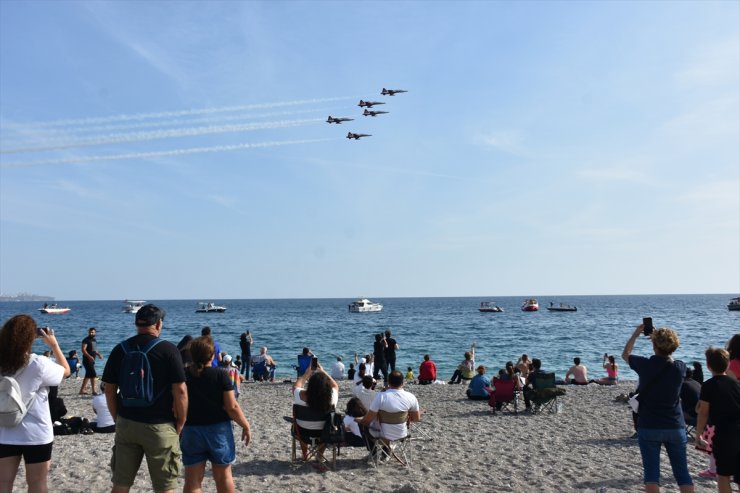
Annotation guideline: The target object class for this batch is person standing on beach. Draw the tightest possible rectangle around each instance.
[695,347,740,493]
[102,304,187,493]
[622,324,694,493]
[373,334,388,385]
[0,315,70,493]
[79,327,102,395]
[384,329,399,373]
[201,327,222,368]
[239,330,253,379]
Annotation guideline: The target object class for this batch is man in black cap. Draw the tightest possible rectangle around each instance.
[102,304,187,493]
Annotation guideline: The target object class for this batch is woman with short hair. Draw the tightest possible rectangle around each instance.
[622,324,694,493]
[181,336,251,493]
[0,315,70,493]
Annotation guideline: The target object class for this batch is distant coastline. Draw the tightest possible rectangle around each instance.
[0,293,54,302]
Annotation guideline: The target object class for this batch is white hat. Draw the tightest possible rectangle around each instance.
[223,354,233,364]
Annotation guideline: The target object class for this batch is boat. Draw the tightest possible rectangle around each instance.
[728,297,740,311]
[348,298,383,313]
[122,300,146,313]
[546,302,577,312]
[195,302,227,313]
[479,301,504,313]
[38,304,71,315]
[521,298,539,312]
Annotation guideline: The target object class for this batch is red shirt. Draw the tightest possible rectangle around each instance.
[419,360,437,381]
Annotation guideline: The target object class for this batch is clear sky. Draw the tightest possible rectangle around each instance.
[1,1,738,300]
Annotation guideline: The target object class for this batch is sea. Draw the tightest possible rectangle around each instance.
[2,294,737,381]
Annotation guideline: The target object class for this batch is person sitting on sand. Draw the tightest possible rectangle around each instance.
[418,354,436,385]
[449,343,476,384]
[330,356,345,381]
[353,375,377,410]
[406,367,415,383]
[347,363,356,381]
[91,382,115,433]
[591,354,619,385]
[565,357,589,385]
[467,365,491,400]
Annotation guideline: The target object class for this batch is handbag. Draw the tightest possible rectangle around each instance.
[630,361,674,414]
[321,411,345,444]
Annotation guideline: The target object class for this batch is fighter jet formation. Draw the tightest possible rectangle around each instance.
[326,116,354,124]
[363,109,388,117]
[327,87,407,141]
[381,88,407,96]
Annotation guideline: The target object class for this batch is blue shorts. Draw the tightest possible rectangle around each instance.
[180,421,235,467]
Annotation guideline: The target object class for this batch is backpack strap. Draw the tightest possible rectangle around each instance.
[120,337,162,353]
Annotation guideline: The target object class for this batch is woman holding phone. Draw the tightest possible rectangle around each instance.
[0,315,70,493]
[622,321,694,493]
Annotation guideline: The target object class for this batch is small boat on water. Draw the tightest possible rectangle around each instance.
[728,297,740,311]
[38,304,71,315]
[479,301,504,313]
[122,300,146,313]
[349,298,383,313]
[546,302,577,312]
[521,298,539,312]
[196,302,227,313]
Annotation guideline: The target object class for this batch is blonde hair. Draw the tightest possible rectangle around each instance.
[652,327,680,356]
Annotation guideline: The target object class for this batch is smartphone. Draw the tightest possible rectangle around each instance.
[36,326,49,337]
[643,317,654,336]
[311,357,318,369]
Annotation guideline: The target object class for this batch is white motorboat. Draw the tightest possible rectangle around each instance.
[728,297,740,311]
[196,302,227,313]
[348,298,383,313]
[38,304,71,315]
[546,302,577,312]
[521,298,539,312]
[479,301,504,313]
[122,300,146,313]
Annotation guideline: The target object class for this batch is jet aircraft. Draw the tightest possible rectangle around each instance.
[363,109,389,117]
[358,100,385,108]
[381,88,408,96]
[346,132,371,140]
[326,116,354,124]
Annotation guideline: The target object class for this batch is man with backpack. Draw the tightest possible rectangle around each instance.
[102,304,187,493]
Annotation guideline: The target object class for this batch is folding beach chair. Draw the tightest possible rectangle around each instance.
[490,377,518,414]
[368,410,412,467]
[252,360,269,381]
[528,373,565,414]
[290,404,338,470]
[684,413,697,439]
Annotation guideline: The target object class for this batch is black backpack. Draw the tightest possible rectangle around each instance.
[322,411,345,444]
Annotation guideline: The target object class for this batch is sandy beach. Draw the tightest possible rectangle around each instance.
[10,378,721,492]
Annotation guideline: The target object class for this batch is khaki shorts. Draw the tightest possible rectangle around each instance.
[111,416,181,491]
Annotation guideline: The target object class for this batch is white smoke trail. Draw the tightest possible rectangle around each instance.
[0,138,334,168]
[5,107,338,137]
[1,118,324,154]
[1,97,354,129]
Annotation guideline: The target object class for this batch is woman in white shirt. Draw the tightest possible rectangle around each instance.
[0,315,70,492]
[91,382,115,433]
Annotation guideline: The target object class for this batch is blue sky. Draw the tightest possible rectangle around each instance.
[1,1,738,300]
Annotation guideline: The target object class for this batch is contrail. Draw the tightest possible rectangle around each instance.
[1,97,354,129]
[1,118,324,154]
[0,138,334,168]
[2,107,339,137]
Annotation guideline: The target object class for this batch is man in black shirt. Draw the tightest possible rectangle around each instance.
[102,304,187,493]
[79,327,102,395]
[385,329,400,373]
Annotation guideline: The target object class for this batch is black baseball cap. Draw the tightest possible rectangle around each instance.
[135,304,165,327]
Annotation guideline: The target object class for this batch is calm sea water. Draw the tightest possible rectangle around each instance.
[2,294,737,381]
